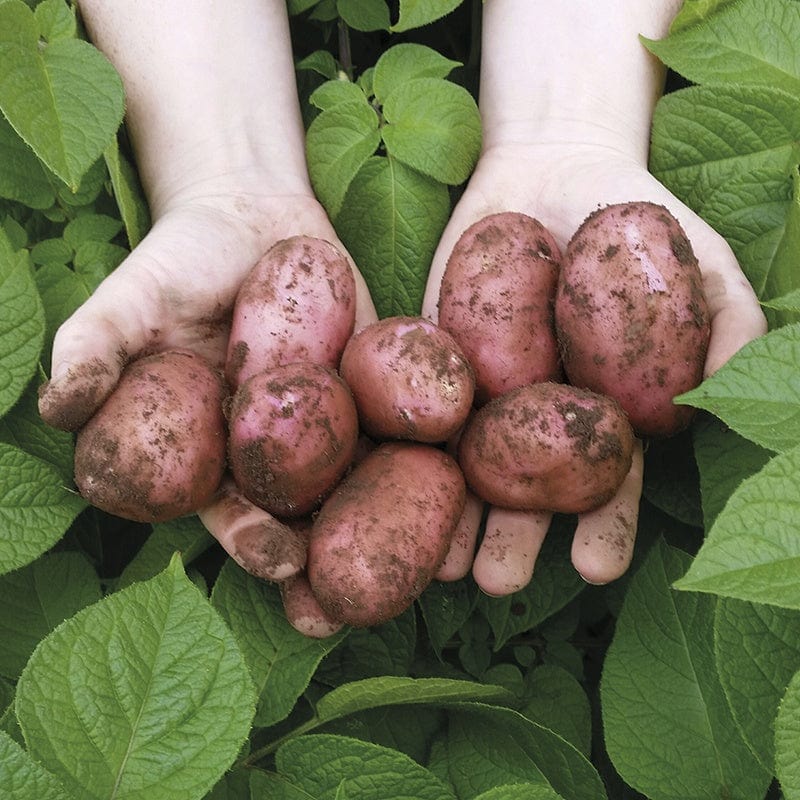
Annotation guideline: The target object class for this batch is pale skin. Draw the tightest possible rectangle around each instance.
[424,0,767,592]
[41,1,766,626]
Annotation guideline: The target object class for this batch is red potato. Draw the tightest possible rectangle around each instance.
[458,382,635,514]
[307,442,466,627]
[339,315,475,443]
[437,211,562,405]
[227,361,359,519]
[225,235,356,389]
[73,349,227,523]
[555,201,711,438]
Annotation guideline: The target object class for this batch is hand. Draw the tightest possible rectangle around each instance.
[424,142,766,592]
[38,178,377,586]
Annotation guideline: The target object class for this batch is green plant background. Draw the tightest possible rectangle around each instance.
[1,0,799,798]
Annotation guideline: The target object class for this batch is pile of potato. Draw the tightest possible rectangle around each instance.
[71,202,711,636]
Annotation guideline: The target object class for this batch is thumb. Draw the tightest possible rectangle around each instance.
[38,264,161,431]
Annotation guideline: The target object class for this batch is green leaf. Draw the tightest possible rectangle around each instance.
[669,0,737,32]
[314,676,515,725]
[211,559,346,728]
[390,0,462,32]
[0,730,74,800]
[775,668,800,798]
[682,164,793,312]
[15,556,256,800]
[309,78,369,111]
[763,287,800,312]
[0,0,124,189]
[474,786,564,800]
[674,445,800,609]
[306,102,380,219]
[676,324,800,453]
[0,550,101,680]
[478,520,586,651]
[287,0,321,13]
[650,84,800,203]
[104,137,150,249]
[276,734,456,799]
[644,0,800,94]
[0,113,55,209]
[0,378,74,483]
[0,237,45,417]
[296,49,339,80]
[372,43,461,100]
[30,236,72,265]
[337,0,390,31]
[520,665,592,758]
[116,515,214,590]
[715,598,800,772]
[601,539,771,800]
[63,212,123,247]
[33,261,91,366]
[73,240,128,289]
[0,443,86,575]
[334,156,449,317]
[691,414,772,530]
[381,78,481,185]
[316,606,417,683]
[34,0,76,42]
[418,578,476,656]
[445,703,607,800]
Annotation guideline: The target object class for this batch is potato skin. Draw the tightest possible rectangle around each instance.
[458,382,634,514]
[307,442,466,627]
[555,202,711,438]
[339,315,475,443]
[227,361,359,518]
[74,349,227,523]
[225,236,356,388]
[438,212,562,405]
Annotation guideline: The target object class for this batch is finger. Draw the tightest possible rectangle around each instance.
[472,507,552,596]
[434,490,484,582]
[570,439,643,585]
[280,572,345,639]
[198,478,307,582]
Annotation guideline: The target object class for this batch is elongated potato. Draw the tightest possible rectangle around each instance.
[227,361,359,518]
[438,212,562,405]
[458,382,634,514]
[339,315,475,443]
[555,202,711,437]
[225,236,356,388]
[74,349,227,522]
[307,442,466,627]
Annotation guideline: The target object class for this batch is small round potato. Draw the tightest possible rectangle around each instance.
[458,382,635,514]
[339,315,475,443]
[227,361,359,518]
[555,201,711,438]
[225,235,356,389]
[438,211,562,405]
[307,442,466,627]
[74,349,227,523]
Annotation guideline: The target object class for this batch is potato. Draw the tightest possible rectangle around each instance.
[438,211,562,405]
[339,315,475,443]
[555,201,711,438]
[225,235,356,388]
[307,442,465,627]
[227,361,358,518]
[457,382,634,514]
[74,349,227,523]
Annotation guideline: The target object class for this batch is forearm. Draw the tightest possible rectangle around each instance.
[76,0,311,213]
[480,0,683,160]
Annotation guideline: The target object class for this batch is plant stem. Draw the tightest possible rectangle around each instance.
[338,17,353,78]
[239,715,321,768]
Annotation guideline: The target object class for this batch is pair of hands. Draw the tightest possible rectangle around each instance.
[38,140,767,632]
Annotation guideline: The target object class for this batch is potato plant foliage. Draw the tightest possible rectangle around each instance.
[0,0,799,798]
